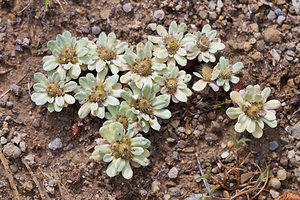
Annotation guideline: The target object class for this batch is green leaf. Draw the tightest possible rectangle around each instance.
[209,185,217,197]
[230,133,239,148]
[257,166,269,184]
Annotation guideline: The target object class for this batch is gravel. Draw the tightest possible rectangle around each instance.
[274,8,282,16]
[153,10,165,21]
[3,143,21,158]
[168,167,179,179]
[270,177,281,189]
[48,138,63,150]
[270,49,280,62]
[91,26,101,36]
[277,16,285,25]
[269,141,279,151]
[277,169,287,181]
[10,84,21,96]
[123,3,133,13]
[267,11,277,20]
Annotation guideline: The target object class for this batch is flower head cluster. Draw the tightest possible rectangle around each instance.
[149,21,188,66]
[226,85,281,138]
[88,32,128,74]
[121,82,171,133]
[183,24,225,63]
[75,69,123,119]
[192,64,219,92]
[91,122,150,179]
[104,101,139,134]
[120,41,165,89]
[154,63,192,103]
[31,72,77,112]
[43,31,93,80]
[212,57,244,92]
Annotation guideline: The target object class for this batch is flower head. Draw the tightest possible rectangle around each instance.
[104,101,139,134]
[148,21,188,66]
[183,24,225,63]
[120,41,165,89]
[43,31,93,80]
[192,64,219,92]
[226,85,281,138]
[88,32,128,74]
[154,63,192,103]
[31,72,77,112]
[212,57,244,92]
[121,82,171,133]
[74,69,123,119]
[91,122,150,179]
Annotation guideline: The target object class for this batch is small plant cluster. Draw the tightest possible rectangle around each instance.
[31,21,280,179]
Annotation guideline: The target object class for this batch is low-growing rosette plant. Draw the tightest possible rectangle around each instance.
[74,69,123,119]
[31,72,77,112]
[121,82,171,133]
[103,101,139,134]
[183,24,225,63]
[226,85,281,138]
[120,41,165,89]
[148,21,188,66]
[88,32,128,74]
[212,56,244,92]
[154,63,192,103]
[91,122,150,179]
[192,64,219,92]
[43,31,93,80]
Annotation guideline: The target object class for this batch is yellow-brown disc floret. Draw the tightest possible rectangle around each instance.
[116,116,129,130]
[244,103,264,119]
[202,65,213,81]
[137,97,153,115]
[166,78,178,94]
[58,48,78,64]
[97,47,116,61]
[220,68,232,80]
[165,36,180,55]
[131,57,153,76]
[198,36,210,52]
[89,83,107,104]
[46,83,64,97]
[111,136,132,160]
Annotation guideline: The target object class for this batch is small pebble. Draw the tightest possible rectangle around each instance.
[267,11,277,20]
[147,23,157,31]
[24,154,35,165]
[169,187,180,197]
[10,165,18,173]
[0,137,7,145]
[15,44,23,52]
[288,150,295,159]
[32,118,41,128]
[270,177,281,189]
[10,84,21,96]
[3,143,21,158]
[277,169,287,181]
[168,167,179,179]
[19,141,26,152]
[269,141,279,151]
[151,180,161,193]
[221,151,229,159]
[81,26,90,34]
[123,3,133,13]
[270,189,280,199]
[48,138,63,150]
[6,101,13,109]
[91,26,101,36]
[270,49,280,62]
[153,10,165,21]
[277,16,285,25]
[274,8,282,16]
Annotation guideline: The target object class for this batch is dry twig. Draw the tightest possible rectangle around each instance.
[0,145,20,200]
[22,159,51,200]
